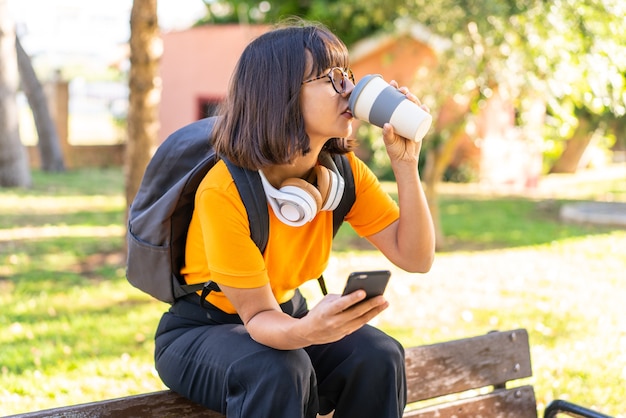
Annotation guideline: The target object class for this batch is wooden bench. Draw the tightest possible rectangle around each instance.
[7,329,610,418]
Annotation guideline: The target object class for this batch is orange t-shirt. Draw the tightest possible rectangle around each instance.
[181,152,399,313]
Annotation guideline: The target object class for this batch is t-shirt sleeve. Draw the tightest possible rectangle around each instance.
[345,152,399,237]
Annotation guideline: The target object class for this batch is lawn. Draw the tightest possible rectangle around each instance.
[1,167,624,416]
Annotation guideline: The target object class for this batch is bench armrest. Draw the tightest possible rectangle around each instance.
[544,399,613,418]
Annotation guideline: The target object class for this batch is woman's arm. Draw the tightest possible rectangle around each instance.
[218,283,388,350]
[366,86,436,273]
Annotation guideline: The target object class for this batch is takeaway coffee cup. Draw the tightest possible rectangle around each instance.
[348,74,432,142]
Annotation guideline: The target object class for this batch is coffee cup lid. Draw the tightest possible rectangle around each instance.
[348,74,382,113]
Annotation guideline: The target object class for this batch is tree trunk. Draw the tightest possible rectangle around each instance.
[422,121,468,250]
[549,110,595,174]
[423,149,445,249]
[0,0,31,188]
[15,36,65,172]
[608,115,625,152]
[126,0,161,208]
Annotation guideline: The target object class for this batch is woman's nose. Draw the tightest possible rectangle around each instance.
[343,78,355,97]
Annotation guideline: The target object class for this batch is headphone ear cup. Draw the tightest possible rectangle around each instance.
[320,167,343,211]
[317,153,345,211]
[313,166,331,207]
[280,178,323,212]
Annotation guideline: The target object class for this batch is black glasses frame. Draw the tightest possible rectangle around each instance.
[302,67,355,94]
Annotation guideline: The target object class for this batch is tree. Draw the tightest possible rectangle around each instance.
[198,0,406,46]
[528,1,626,172]
[408,0,625,240]
[126,0,161,208]
[0,0,31,188]
[15,36,65,172]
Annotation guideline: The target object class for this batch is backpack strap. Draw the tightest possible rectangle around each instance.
[318,153,356,295]
[331,153,356,236]
[223,158,269,253]
[198,157,269,307]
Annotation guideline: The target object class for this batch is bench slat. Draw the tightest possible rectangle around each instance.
[404,385,537,418]
[405,329,532,403]
[6,390,224,418]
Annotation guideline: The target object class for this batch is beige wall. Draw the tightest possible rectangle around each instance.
[27,80,125,169]
[158,25,269,143]
[350,36,437,89]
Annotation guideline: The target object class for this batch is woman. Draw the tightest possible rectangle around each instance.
[154,18,435,418]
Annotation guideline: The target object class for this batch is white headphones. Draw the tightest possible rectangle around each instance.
[259,153,345,227]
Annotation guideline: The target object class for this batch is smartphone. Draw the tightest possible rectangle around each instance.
[342,270,391,300]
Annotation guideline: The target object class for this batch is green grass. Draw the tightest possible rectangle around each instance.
[333,176,624,252]
[1,167,625,416]
[438,196,617,250]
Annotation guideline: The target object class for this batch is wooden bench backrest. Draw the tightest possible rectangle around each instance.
[404,328,536,417]
[7,329,536,418]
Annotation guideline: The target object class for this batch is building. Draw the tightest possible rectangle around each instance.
[158,24,270,142]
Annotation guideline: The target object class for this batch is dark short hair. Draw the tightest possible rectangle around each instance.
[212,18,352,170]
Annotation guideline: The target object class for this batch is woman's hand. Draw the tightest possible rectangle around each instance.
[219,283,388,350]
[295,291,389,345]
[382,81,430,164]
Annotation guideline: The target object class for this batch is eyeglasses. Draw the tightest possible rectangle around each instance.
[302,67,355,94]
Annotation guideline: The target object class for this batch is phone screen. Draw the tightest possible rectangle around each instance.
[342,270,391,300]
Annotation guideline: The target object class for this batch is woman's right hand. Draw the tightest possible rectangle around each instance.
[218,282,388,349]
[295,291,389,345]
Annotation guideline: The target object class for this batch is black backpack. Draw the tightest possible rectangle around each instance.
[126,116,356,304]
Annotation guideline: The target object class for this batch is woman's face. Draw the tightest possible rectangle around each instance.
[300,57,355,146]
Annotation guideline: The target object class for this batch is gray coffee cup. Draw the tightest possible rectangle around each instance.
[348,74,432,142]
